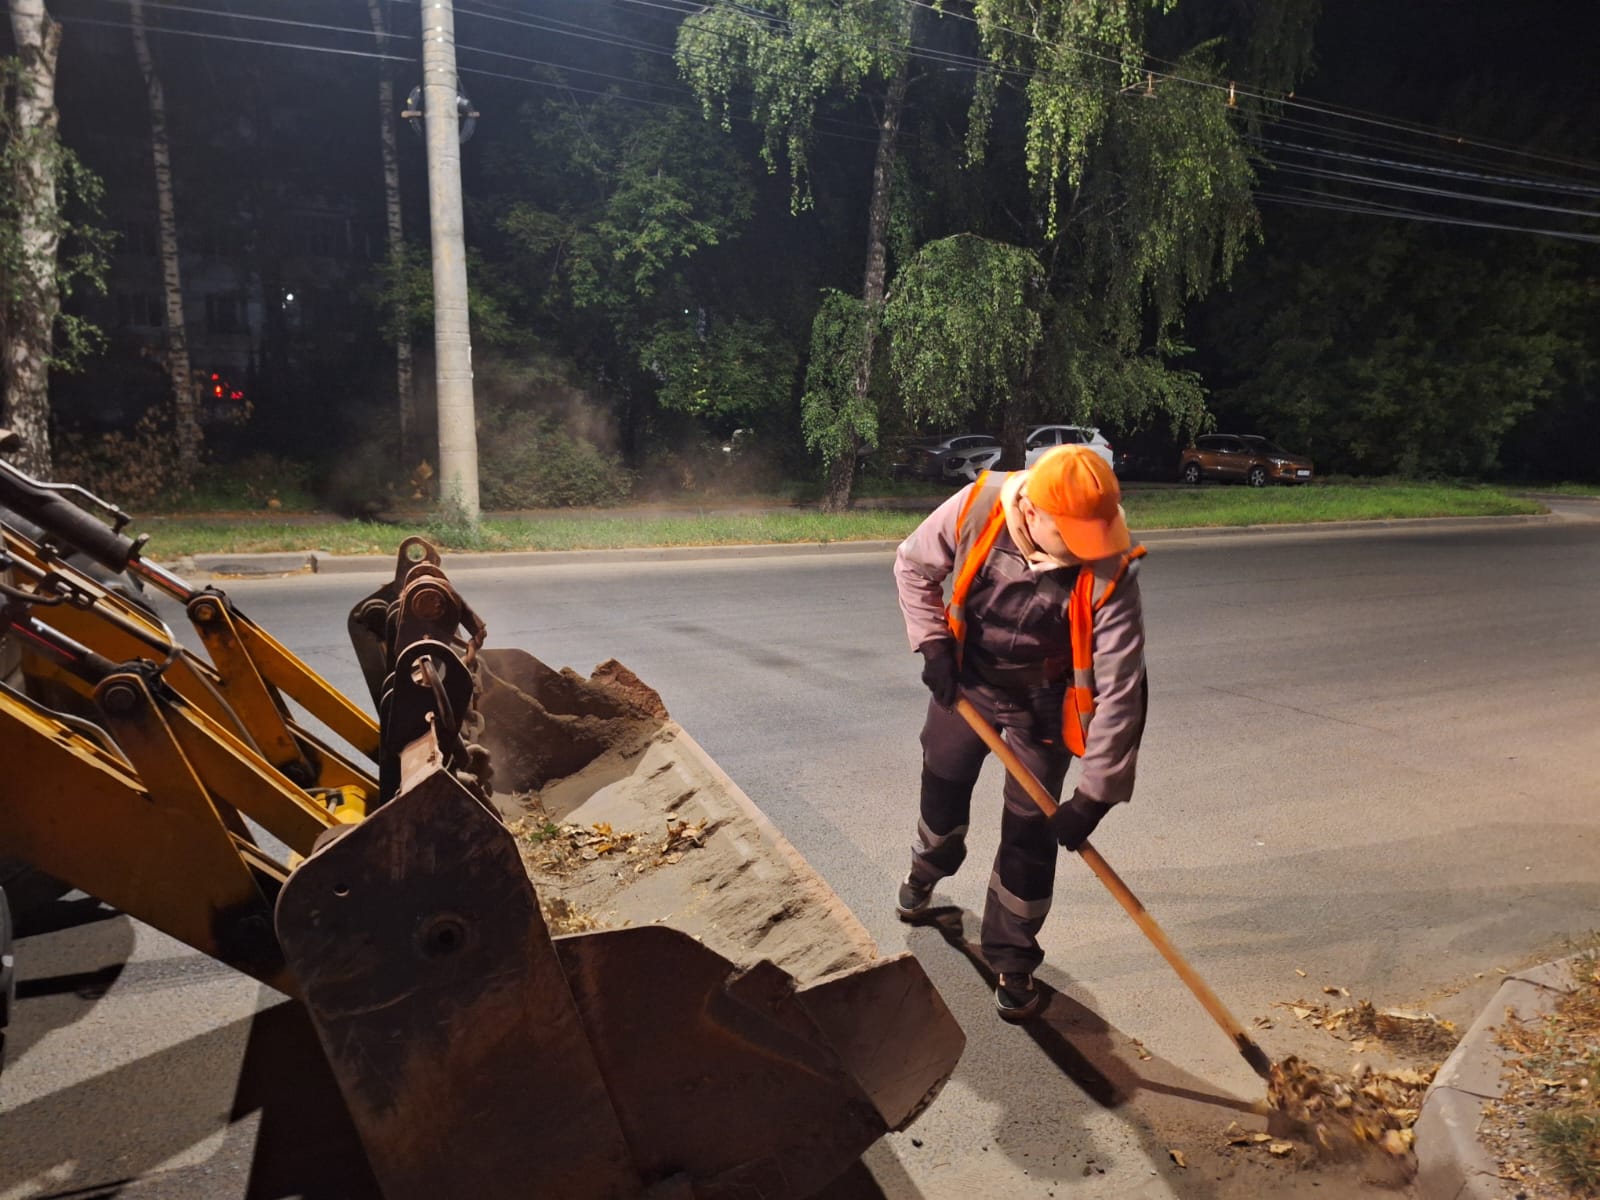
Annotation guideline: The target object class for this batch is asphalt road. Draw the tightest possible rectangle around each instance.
[3,506,1598,1199]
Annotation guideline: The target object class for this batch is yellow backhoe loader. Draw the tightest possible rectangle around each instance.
[0,449,964,1199]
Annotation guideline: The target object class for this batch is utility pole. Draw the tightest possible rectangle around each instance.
[419,0,479,519]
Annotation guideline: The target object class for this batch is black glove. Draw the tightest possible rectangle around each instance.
[1026,683,1067,746]
[918,639,960,709]
[1048,791,1114,851]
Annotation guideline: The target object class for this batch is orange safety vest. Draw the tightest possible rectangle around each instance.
[945,470,1145,756]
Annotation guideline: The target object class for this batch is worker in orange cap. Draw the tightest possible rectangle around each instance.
[892,444,1148,1021]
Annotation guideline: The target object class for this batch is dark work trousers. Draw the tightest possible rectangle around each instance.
[910,681,1071,976]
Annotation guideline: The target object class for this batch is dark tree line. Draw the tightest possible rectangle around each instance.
[4,0,1596,511]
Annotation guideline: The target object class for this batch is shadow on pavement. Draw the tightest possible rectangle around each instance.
[915,904,1254,1198]
[232,996,381,1200]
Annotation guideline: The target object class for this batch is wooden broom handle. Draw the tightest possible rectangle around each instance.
[953,696,1272,1079]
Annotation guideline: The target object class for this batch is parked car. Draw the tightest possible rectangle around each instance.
[1179,434,1314,486]
[1024,425,1115,470]
[944,425,1115,482]
[885,433,1000,483]
[939,435,1004,482]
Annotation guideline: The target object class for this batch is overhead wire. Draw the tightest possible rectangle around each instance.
[57,11,887,148]
[450,0,1600,206]
[895,0,1600,177]
[1260,161,1600,220]
[1255,191,1600,245]
[64,1,1600,243]
[1255,137,1600,199]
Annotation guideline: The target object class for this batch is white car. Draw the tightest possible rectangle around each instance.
[943,425,1114,482]
[1025,425,1114,470]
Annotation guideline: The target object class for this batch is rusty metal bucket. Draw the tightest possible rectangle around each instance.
[277,644,964,1199]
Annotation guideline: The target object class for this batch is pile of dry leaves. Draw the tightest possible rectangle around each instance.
[1206,978,1462,1176]
[1269,992,1460,1059]
[510,812,711,936]
[513,814,709,875]
[1481,956,1600,1198]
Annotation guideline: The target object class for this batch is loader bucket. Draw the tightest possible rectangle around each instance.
[277,647,964,1199]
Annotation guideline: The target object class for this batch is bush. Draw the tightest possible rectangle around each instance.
[479,409,633,509]
[187,454,317,511]
[54,406,188,508]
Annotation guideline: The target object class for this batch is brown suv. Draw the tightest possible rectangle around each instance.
[1180,434,1314,487]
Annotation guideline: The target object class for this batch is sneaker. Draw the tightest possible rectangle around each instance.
[995,972,1046,1022]
[895,877,934,922]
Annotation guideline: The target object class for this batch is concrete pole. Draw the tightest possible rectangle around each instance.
[420,0,479,519]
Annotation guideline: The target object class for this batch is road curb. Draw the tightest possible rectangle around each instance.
[164,511,1563,577]
[1415,956,1580,1200]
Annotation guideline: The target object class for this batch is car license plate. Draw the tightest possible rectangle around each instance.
[1296,469,1310,477]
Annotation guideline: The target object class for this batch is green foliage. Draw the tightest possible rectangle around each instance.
[800,290,876,464]
[375,243,522,349]
[1209,220,1590,476]
[184,454,317,511]
[0,57,112,372]
[477,407,634,509]
[496,98,754,315]
[1084,48,1259,347]
[676,0,907,208]
[1033,303,1209,438]
[965,0,1148,237]
[884,234,1042,426]
[1533,1110,1600,1192]
[643,316,797,423]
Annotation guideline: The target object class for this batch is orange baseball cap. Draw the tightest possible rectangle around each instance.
[1023,445,1131,560]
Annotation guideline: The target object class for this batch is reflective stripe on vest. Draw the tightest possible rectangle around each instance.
[944,472,1145,756]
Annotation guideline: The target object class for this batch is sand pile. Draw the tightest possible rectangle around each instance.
[477,648,879,986]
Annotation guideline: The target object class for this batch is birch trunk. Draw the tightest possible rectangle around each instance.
[3,0,62,477]
[367,0,413,464]
[820,20,911,513]
[129,0,201,474]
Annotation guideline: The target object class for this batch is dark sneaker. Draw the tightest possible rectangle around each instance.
[895,877,934,921]
[995,972,1046,1022]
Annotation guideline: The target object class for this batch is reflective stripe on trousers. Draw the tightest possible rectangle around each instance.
[912,683,1071,976]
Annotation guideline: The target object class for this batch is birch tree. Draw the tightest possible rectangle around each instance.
[679,0,913,511]
[128,0,201,474]
[2,4,107,478]
[2,2,64,476]
[367,0,414,463]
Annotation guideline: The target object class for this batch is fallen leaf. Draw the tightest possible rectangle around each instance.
[1169,1150,1187,1169]
[1268,1142,1294,1157]
[1291,1006,1314,1020]
[1295,968,1308,977]
[1351,1039,1367,1053]
[1251,1132,1272,1143]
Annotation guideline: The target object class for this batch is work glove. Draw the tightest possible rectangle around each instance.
[1048,790,1114,851]
[918,639,960,709]
[1026,683,1067,746]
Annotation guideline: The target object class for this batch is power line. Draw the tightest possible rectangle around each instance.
[58,12,885,149]
[1256,137,1600,199]
[1254,191,1600,244]
[63,5,1600,244]
[1261,160,1600,221]
[895,0,1600,177]
[90,0,415,44]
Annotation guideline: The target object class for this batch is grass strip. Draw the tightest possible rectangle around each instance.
[136,484,1543,558]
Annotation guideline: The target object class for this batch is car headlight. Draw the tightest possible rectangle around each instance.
[1271,458,1290,467]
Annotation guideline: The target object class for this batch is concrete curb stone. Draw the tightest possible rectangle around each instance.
[1415,956,1581,1200]
[171,511,1564,578]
